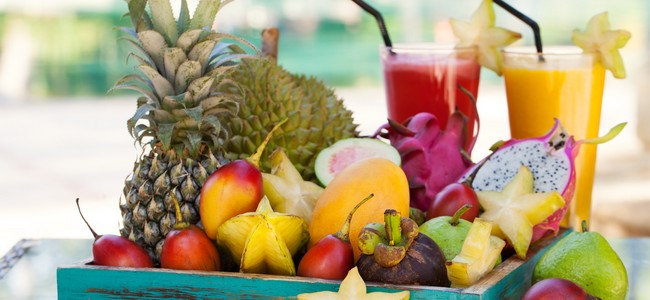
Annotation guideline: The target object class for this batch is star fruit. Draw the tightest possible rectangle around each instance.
[449,0,522,75]
[297,267,410,300]
[216,196,309,275]
[445,218,506,287]
[476,165,565,259]
[572,12,631,79]
[262,148,324,225]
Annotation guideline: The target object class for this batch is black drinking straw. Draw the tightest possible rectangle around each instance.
[351,0,393,48]
[493,0,544,60]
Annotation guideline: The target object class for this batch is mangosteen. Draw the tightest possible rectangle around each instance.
[356,209,450,287]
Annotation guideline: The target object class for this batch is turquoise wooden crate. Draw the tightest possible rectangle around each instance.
[57,228,570,299]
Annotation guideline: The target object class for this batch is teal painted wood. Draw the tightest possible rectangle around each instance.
[57,266,463,299]
[58,266,459,299]
[464,228,573,300]
[57,229,571,300]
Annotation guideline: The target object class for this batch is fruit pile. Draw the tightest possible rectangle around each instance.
[77,0,631,299]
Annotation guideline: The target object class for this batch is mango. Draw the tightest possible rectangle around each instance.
[309,157,410,262]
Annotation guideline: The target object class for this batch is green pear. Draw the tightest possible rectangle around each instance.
[533,221,628,300]
[419,204,473,261]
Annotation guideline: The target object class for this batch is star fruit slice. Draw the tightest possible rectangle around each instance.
[572,12,631,79]
[262,148,324,225]
[476,165,565,259]
[216,196,309,275]
[445,218,506,287]
[449,0,522,75]
[297,267,410,300]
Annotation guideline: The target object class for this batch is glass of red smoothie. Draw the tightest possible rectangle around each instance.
[380,44,481,148]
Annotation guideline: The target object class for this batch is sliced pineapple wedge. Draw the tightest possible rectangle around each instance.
[572,12,631,79]
[263,149,323,224]
[445,218,505,287]
[297,267,410,300]
[449,0,522,75]
[217,196,309,275]
[476,165,565,259]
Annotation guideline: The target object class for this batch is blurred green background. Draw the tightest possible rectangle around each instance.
[0,0,648,97]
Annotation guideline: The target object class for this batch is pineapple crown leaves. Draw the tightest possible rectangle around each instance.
[113,0,260,157]
[125,0,235,43]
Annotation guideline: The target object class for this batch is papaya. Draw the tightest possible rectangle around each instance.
[309,157,410,262]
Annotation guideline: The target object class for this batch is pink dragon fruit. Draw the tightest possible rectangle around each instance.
[461,119,625,243]
[374,111,475,211]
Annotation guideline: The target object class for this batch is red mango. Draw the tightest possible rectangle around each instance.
[200,119,287,239]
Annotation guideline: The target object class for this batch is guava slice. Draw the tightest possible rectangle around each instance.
[314,138,401,186]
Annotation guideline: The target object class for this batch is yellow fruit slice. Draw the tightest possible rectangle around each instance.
[572,12,631,79]
[309,157,410,262]
[240,221,293,274]
[449,0,522,75]
[297,267,410,300]
[445,218,505,287]
[268,206,310,256]
[263,148,324,224]
[476,165,565,259]
[217,196,309,275]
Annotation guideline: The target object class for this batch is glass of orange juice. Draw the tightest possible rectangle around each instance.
[501,46,606,230]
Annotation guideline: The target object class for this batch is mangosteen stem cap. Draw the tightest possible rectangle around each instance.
[373,210,419,268]
[384,209,402,245]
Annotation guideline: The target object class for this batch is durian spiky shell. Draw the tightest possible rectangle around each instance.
[219,58,359,181]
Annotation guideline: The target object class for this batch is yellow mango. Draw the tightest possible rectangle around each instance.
[309,157,410,262]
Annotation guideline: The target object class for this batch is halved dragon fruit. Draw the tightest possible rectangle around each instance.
[374,111,475,211]
[461,119,625,243]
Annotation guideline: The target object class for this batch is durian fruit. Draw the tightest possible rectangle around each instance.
[217,57,359,182]
[116,0,358,263]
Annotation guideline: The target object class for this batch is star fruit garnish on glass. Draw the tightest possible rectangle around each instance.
[572,12,631,79]
[297,267,410,300]
[449,0,522,75]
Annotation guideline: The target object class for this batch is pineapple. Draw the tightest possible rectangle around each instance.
[116,0,358,262]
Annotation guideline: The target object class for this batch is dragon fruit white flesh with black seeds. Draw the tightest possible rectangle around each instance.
[461,119,625,243]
